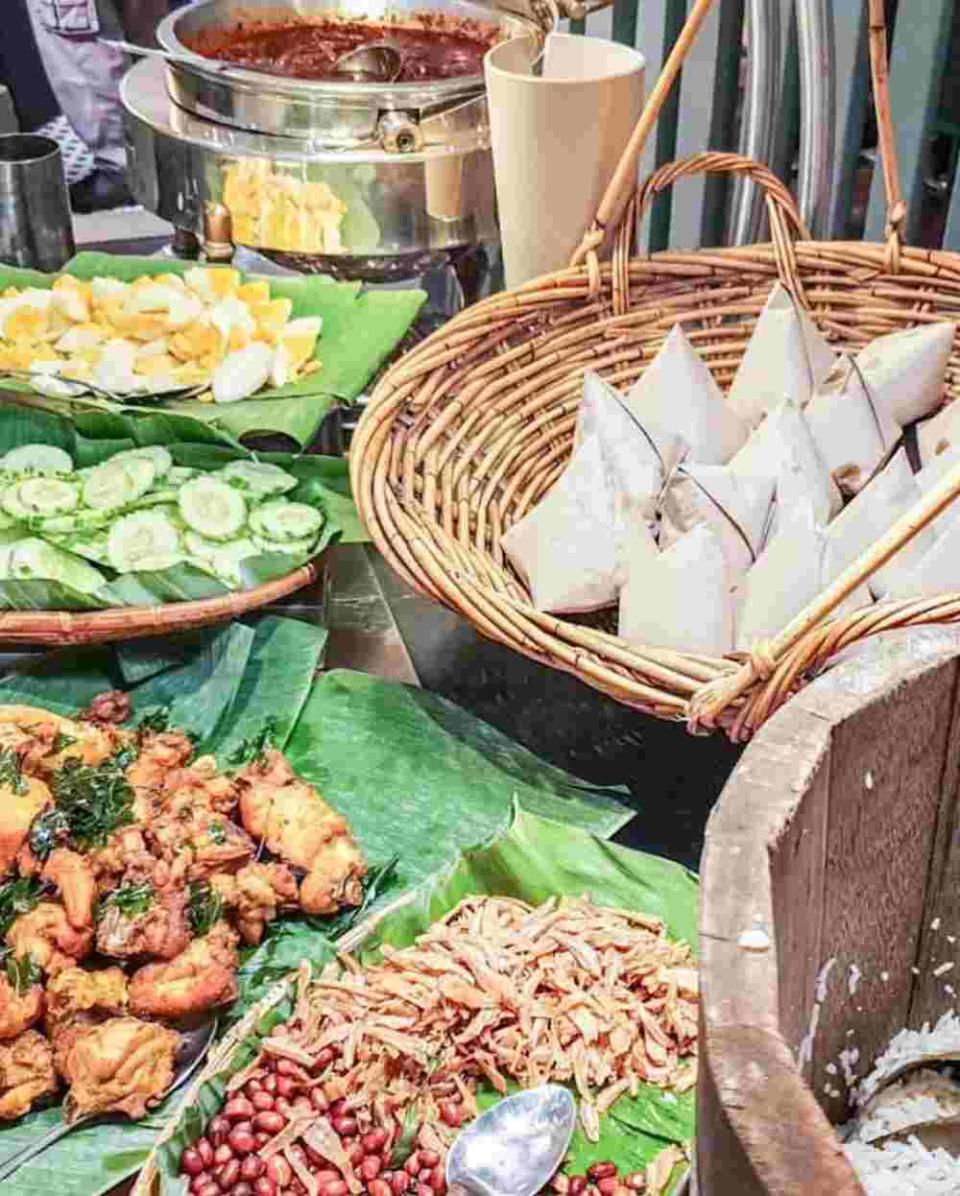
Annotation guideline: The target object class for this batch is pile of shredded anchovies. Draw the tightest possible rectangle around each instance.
[248,895,697,1174]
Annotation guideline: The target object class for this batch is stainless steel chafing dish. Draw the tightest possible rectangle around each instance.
[122,0,549,281]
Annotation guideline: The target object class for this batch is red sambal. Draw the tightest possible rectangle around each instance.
[183,17,498,82]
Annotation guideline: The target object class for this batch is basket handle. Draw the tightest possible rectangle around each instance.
[867,0,906,264]
[569,0,717,272]
[606,152,810,314]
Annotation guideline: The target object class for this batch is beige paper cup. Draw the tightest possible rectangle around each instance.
[485,33,644,289]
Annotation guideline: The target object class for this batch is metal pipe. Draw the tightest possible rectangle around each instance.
[730,0,779,244]
[794,0,834,235]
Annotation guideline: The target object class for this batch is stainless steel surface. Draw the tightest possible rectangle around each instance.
[0,134,75,271]
[795,0,834,235]
[446,1086,577,1196]
[157,0,536,143]
[331,41,404,83]
[0,1015,218,1182]
[122,58,499,274]
[730,0,779,245]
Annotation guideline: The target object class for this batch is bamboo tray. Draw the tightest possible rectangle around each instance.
[350,0,960,739]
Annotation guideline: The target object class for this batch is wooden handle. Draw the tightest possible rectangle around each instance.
[569,0,718,267]
[867,0,906,244]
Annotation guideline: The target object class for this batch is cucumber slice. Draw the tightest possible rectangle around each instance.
[112,446,173,479]
[131,488,178,511]
[249,500,324,543]
[82,458,155,511]
[220,460,298,497]
[166,467,197,486]
[184,531,220,562]
[52,530,112,568]
[178,477,246,542]
[252,533,318,558]
[37,508,112,536]
[107,509,182,573]
[0,444,73,474]
[8,538,105,593]
[211,538,259,588]
[9,477,80,517]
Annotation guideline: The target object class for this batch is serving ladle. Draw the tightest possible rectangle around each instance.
[0,1014,218,1182]
[330,42,404,84]
[445,1085,577,1196]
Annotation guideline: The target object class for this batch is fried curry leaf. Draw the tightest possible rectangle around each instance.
[135,706,171,734]
[4,951,41,995]
[0,747,28,795]
[188,880,224,937]
[48,753,136,851]
[208,822,227,846]
[97,882,154,919]
[227,716,281,768]
[52,732,77,753]
[0,879,45,938]
[27,808,70,861]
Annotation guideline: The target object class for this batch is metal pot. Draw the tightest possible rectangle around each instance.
[123,0,549,279]
[156,0,538,143]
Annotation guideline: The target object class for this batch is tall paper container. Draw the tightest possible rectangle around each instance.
[485,34,644,289]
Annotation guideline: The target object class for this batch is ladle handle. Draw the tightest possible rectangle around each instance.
[0,1115,91,1182]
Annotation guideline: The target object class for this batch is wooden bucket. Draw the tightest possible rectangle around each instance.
[697,625,960,1192]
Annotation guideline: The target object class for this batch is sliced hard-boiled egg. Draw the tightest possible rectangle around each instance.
[209,297,256,345]
[251,298,294,344]
[169,318,222,363]
[94,338,138,394]
[32,373,87,398]
[270,316,322,387]
[51,277,90,323]
[55,324,106,353]
[237,280,271,305]
[184,266,242,304]
[91,277,128,306]
[212,342,273,403]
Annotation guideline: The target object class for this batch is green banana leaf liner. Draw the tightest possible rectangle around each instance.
[0,616,640,1194]
[0,252,426,450]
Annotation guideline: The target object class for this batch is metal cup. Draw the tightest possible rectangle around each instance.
[0,134,75,272]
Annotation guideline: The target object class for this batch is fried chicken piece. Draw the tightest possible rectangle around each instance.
[58,1016,178,1122]
[126,731,195,793]
[0,973,43,1040]
[79,691,131,725]
[6,903,93,975]
[148,806,254,880]
[45,966,128,1030]
[0,704,116,775]
[211,862,299,944]
[0,773,51,875]
[96,884,191,961]
[237,750,365,916]
[42,848,96,930]
[0,1030,56,1120]
[128,923,239,1018]
[89,826,155,886]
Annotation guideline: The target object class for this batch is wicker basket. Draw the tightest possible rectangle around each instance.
[350,0,960,739]
[0,558,320,646]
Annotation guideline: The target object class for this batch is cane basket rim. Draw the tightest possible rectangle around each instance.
[0,557,322,645]
[350,230,960,739]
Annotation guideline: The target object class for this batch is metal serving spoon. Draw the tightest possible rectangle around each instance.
[330,42,404,84]
[0,1015,218,1182]
[445,1085,577,1196]
[100,38,231,74]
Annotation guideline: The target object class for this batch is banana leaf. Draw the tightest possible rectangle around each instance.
[0,615,640,1196]
[0,251,426,448]
[149,807,698,1195]
[0,403,364,611]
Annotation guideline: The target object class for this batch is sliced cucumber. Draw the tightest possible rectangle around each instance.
[37,508,112,537]
[0,444,73,474]
[9,477,80,517]
[82,458,155,511]
[166,466,197,486]
[131,488,178,511]
[210,538,259,587]
[220,459,298,497]
[107,509,182,573]
[53,530,112,567]
[178,476,246,542]
[119,455,157,495]
[184,530,221,562]
[252,533,318,558]
[112,446,173,480]
[8,538,105,593]
[249,500,324,543]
